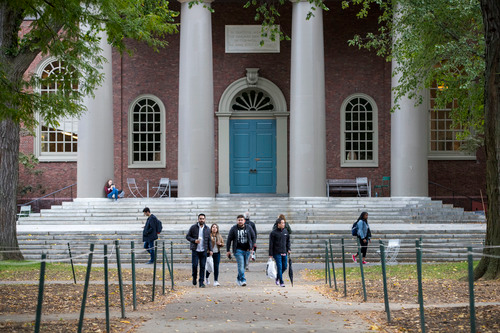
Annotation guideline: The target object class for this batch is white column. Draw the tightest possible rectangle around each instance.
[390,60,429,197]
[289,1,326,197]
[77,30,114,198]
[178,0,215,197]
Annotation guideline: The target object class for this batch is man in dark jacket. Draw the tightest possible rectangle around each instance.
[143,207,161,264]
[226,215,256,286]
[269,219,291,287]
[244,211,257,270]
[186,213,213,288]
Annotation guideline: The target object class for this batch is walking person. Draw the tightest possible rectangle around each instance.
[352,212,371,264]
[186,213,213,288]
[244,211,257,270]
[142,207,161,264]
[273,214,292,234]
[205,223,224,286]
[269,218,291,287]
[226,215,256,286]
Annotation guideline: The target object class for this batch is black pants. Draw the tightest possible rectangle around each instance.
[358,237,368,258]
[191,250,207,286]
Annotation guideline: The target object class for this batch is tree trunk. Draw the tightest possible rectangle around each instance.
[0,118,24,260]
[475,0,500,280]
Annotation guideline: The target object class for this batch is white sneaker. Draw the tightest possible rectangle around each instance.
[213,281,220,287]
[241,281,247,286]
[236,280,241,286]
[206,278,210,285]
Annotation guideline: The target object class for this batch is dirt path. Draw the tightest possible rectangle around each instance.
[136,263,371,332]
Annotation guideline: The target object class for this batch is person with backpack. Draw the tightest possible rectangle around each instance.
[352,211,371,264]
[142,207,162,264]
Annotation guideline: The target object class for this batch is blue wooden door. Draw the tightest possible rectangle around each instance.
[230,119,276,193]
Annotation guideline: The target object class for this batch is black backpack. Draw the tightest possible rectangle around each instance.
[351,221,358,236]
[157,219,163,234]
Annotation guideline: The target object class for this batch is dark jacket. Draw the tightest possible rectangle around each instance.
[245,218,257,242]
[226,224,256,254]
[273,218,292,234]
[143,214,160,242]
[269,227,291,256]
[186,223,213,252]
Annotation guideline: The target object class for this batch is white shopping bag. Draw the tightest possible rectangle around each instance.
[266,257,277,280]
[206,256,214,273]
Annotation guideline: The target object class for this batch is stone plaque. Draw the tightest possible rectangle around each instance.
[225,25,280,53]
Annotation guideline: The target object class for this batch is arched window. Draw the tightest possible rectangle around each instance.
[340,94,379,167]
[128,95,166,168]
[231,89,274,111]
[35,58,79,161]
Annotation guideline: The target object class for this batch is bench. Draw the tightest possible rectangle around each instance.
[326,178,371,197]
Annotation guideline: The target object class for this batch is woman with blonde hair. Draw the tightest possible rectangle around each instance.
[205,223,224,286]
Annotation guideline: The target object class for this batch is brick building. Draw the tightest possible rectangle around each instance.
[18,1,486,209]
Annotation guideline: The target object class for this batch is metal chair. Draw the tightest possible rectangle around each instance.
[356,177,371,197]
[374,176,390,196]
[127,178,143,198]
[16,205,31,220]
[152,178,171,198]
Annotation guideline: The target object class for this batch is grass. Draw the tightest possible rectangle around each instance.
[305,261,477,281]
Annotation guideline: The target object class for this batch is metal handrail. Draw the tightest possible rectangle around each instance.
[18,183,77,211]
[428,181,483,211]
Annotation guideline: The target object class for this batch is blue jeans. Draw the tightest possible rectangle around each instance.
[273,254,288,284]
[191,250,207,286]
[234,249,250,283]
[107,188,119,199]
[206,252,221,281]
[144,240,155,262]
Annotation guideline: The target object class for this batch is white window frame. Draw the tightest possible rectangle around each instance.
[128,94,166,168]
[340,93,379,167]
[428,87,475,160]
[34,57,79,162]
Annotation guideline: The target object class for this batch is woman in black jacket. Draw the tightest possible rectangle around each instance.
[269,219,291,287]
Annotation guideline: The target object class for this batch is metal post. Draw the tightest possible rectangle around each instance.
[77,244,94,333]
[329,238,337,290]
[357,237,367,302]
[152,240,158,302]
[115,240,126,319]
[104,245,110,333]
[325,241,331,287]
[341,238,347,297]
[162,242,166,295]
[170,241,175,290]
[131,241,137,311]
[67,243,77,284]
[467,246,476,333]
[34,253,46,333]
[380,240,391,322]
[416,240,426,333]
[324,242,328,284]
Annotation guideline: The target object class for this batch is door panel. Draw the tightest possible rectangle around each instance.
[230,119,276,193]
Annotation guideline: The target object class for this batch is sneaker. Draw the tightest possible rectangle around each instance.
[199,284,205,288]
[275,278,279,286]
[352,254,357,263]
[241,281,247,286]
[146,260,154,264]
[205,278,210,285]
[213,281,220,287]
[362,261,368,264]
[192,278,197,286]
[280,283,285,287]
[236,280,242,286]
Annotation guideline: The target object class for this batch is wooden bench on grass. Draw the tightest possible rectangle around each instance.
[326,178,371,197]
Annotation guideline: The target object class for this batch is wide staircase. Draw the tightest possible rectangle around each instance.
[16,197,486,264]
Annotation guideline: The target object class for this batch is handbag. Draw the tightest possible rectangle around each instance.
[266,257,277,280]
[206,256,214,273]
